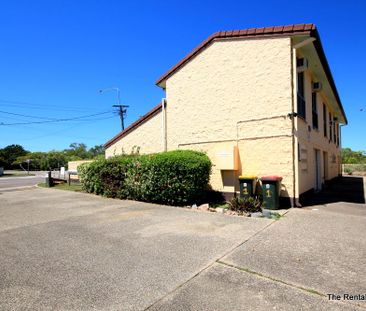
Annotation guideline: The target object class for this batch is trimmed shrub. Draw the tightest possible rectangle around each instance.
[78,155,134,198]
[78,150,212,205]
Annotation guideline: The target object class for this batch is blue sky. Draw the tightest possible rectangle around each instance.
[0,0,365,152]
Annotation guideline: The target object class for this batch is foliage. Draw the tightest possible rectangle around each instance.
[78,155,134,197]
[343,164,366,175]
[13,151,68,171]
[66,143,89,159]
[342,148,366,164]
[227,196,262,214]
[0,143,105,170]
[344,167,353,175]
[0,144,28,168]
[88,144,105,158]
[0,156,6,167]
[78,150,212,206]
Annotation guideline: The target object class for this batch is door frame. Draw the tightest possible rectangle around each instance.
[323,151,328,184]
[314,149,322,192]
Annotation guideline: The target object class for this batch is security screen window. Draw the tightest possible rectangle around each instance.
[312,92,318,129]
[329,112,332,142]
[297,71,306,119]
[333,119,337,143]
[323,103,327,137]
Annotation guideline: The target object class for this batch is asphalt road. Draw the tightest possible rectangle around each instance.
[1,182,365,311]
[0,172,45,191]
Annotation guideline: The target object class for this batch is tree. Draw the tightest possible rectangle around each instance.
[88,144,105,157]
[14,151,68,170]
[66,143,89,159]
[0,144,28,169]
[342,148,366,164]
[0,156,6,168]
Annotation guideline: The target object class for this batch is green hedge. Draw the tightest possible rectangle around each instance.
[78,150,212,205]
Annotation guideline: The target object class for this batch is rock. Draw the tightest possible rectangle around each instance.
[198,203,209,211]
[216,207,225,214]
[191,204,198,209]
[251,212,263,218]
[209,207,216,212]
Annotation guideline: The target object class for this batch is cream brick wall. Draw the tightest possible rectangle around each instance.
[166,37,295,197]
[104,35,344,200]
[105,111,163,158]
[296,70,341,194]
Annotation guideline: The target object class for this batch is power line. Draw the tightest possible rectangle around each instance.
[14,115,117,141]
[0,110,113,126]
[0,99,92,112]
[0,110,57,120]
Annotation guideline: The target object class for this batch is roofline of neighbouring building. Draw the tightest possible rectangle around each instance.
[104,102,162,148]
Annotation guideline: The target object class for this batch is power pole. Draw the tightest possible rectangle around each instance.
[113,104,129,130]
[99,87,129,131]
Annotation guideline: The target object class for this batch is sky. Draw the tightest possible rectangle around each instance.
[0,0,365,152]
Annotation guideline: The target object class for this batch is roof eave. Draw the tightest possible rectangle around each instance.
[310,29,348,124]
[156,23,316,87]
[104,102,162,149]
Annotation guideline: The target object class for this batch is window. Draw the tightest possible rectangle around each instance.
[333,119,337,143]
[323,103,327,137]
[337,125,340,146]
[297,71,306,119]
[329,113,332,143]
[312,92,318,129]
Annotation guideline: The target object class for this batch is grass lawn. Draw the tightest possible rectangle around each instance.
[38,182,83,192]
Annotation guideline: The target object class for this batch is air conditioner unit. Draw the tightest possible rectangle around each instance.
[312,82,322,92]
[296,58,308,72]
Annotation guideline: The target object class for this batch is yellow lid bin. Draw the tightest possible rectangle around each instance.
[239,175,257,179]
[238,176,257,198]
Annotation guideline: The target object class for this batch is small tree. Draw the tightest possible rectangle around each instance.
[0,144,28,169]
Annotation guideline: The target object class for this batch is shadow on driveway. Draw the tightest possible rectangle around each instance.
[301,176,365,207]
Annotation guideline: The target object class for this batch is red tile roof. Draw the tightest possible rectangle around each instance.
[104,102,162,148]
[156,23,316,86]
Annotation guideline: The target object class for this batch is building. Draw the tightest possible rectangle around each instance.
[104,24,347,206]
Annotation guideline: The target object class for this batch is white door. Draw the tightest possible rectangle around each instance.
[315,149,322,192]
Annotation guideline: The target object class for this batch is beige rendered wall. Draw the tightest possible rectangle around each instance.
[165,37,295,197]
[68,160,94,171]
[105,111,163,158]
[296,70,341,194]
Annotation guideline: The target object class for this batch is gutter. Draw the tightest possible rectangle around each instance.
[162,98,167,151]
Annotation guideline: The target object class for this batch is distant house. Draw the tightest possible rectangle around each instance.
[104,23,347,206]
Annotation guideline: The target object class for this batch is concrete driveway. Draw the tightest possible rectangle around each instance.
[0,185,365,311]
[0,188,272,311]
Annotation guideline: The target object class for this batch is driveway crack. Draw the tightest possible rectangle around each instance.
[144,217,279,310]
[216,261,366,310]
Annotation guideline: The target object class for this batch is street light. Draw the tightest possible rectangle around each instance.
[99,87,121,105]
[99,87,129,130]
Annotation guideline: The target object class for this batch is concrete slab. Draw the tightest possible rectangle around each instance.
[149,263,362,311]
[0,188,272,311]
[222,203,366,308]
